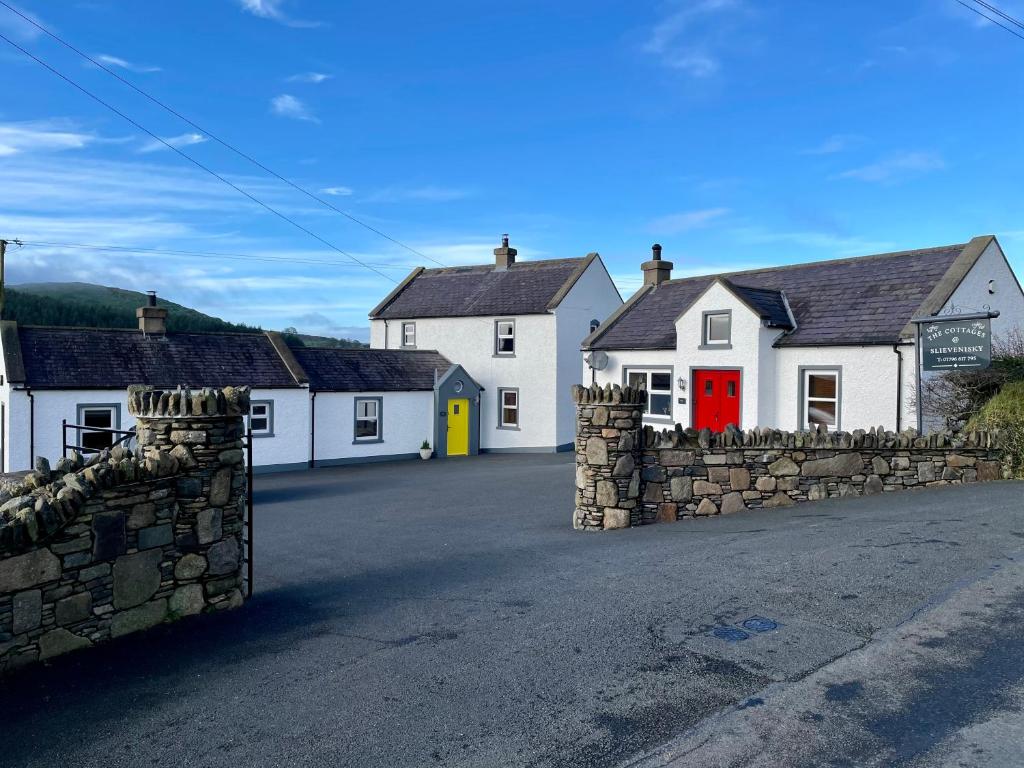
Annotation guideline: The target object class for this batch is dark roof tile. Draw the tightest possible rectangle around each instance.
[590,243,968,349]
[292,348,451,391]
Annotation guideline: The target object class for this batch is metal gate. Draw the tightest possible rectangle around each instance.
[243,427,254,599]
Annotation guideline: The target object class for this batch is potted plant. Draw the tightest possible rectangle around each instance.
[419,439,432,460]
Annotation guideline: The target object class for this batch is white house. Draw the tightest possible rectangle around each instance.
[368,236,623,454]
[583,236,1024,433]
[0,299,460,473]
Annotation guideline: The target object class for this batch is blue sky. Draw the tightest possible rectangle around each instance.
[1,0,1022,341]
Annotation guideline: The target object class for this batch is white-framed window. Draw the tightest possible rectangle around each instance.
[249,400,274,437]
[354,397,382,442]
[801,369,840,430]
[401,322,416,348]
[625,368,673,419]
[76,404,119,451]
[495,319,515,355]
[498,388,519,428]
[702,311,731,346]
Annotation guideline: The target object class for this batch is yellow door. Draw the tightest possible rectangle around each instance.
[447,398,469,456]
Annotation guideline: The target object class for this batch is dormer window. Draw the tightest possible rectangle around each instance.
[702,311,732,348]
[495,319,515,356]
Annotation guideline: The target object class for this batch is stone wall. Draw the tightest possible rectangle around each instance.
[573,384,1004,531]
[0,386,250,673]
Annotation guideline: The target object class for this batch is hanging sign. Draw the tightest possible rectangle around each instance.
[920,318,992,371]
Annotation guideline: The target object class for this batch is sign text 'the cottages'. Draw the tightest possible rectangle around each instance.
[921,318,992,371]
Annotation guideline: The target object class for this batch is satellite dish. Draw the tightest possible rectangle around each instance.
[585,351,609,371]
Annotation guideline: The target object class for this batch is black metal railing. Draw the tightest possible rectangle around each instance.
[62,420,136,457]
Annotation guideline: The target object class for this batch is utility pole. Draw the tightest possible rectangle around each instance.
[0,238,6,320]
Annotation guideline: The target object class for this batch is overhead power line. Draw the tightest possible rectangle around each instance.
[0,30,403,284]
[969,0,1024,31]
[0,0,454,272]
[954,0,1024,40]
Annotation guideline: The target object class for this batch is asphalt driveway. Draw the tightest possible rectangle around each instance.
[2,454,1023,767]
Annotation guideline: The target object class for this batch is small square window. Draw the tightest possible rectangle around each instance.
[249,401,273,436]
[703,312,731,345]
[625,368,673,418]
[401,322,416,348]
[354,398,381,441]
[802,370,840,430]
[495,320,515,355]
[77,405,117,451]
[499,388,519,427]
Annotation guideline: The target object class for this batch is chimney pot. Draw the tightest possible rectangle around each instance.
[641,244,673,286]
[494,233,517,270]
[147,290,157,307]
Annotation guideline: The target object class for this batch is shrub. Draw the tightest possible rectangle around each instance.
[967,380,1024,478]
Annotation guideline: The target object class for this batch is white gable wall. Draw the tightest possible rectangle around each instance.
[943,238,1024,341]
[554,258,623,445]
[370,313,560,450]
[312,390,434,464]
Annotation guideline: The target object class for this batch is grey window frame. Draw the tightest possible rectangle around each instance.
[401,321,416,348]
[700,310,733,350]
[798,366,842,431]
[623,365,674,422]
[353,396,384,444]
[76,403,121,451]
[494,318,516,357]
[248,399,274,438]
[497,387,520,430]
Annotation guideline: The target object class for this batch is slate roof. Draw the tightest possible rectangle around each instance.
[588,242,976,350]
[370,257,591,319]
[292,348,451,392]
[13,327,300,389]
[723,281,793,329]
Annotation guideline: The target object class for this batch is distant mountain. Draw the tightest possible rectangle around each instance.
[2,282,367,348]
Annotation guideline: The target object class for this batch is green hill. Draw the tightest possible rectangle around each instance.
[2,282,366,348]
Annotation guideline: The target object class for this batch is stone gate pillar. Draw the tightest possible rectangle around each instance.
[128,385,251,606]
[572,384,645,530]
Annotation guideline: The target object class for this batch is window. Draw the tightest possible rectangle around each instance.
[702,311,731,347]
[499,388,519,428]
[589,318,600,333]
[495,319,515,355]
[401,322,416,348]
[802,369,840,430]
[354,397,382,442]
[76,404,119,451]
[625,368,673,419]
[249,400,273,437]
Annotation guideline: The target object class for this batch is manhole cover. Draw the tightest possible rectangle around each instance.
[741,616,779,633]
[712,626,751,642]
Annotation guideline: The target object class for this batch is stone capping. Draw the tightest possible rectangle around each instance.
[571,383,647,406]
[128,385,251,419]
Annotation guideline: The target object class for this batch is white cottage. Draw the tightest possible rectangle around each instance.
[583,236,1024,433]
[368,236,623,454]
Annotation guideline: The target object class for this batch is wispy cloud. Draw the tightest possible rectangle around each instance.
[93,53,161,73]
[642,0,743,77]
[0,120,95,156]
[137,132,207,153]
[735,228,895,256]
[837,151,945,184]
[363,185,473,204]
[320,186,353,197]
[801,134,863,155]
[270,94,319,122]
[648,207,729,234]
[236,0,323,28]
[286,71,332,84]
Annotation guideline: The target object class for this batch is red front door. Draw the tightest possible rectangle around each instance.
[692,369,741,432]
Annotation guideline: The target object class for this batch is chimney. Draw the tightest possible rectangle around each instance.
[494,233,517,270]
[641,243,673,286]
[137,290,168,335]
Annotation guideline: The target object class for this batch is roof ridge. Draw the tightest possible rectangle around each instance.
[18,324,266,338]
[661,242,969,286]
[418,256,586,275]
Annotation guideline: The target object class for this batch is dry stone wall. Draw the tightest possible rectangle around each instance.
[573,384,1004,531]
[0,385,250,673]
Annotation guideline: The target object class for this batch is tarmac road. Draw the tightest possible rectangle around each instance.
[1,453,1022,768]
